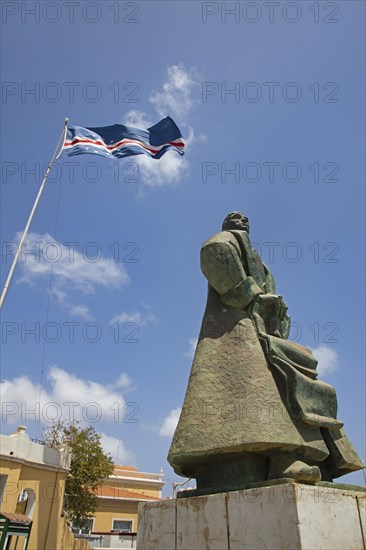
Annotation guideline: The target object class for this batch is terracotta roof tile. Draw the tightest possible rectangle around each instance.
[113,465,138,472]
[96,485,160,501]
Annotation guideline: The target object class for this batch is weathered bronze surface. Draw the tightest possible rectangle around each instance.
[168,212,364,496]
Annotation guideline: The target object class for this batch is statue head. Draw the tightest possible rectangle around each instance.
[222,212,250,233]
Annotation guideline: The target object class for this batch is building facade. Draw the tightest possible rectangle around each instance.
[74,465,164,548]
[0,425,89,550]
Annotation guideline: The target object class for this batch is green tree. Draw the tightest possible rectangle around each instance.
[43,421,114,528]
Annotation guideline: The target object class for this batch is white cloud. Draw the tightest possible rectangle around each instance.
[14,232,129,319]
[311,345,338,376]
[149,64,200,122]
[1,375,45,416]
[1,368,136,465]
[131,150,188,189]
[184,337,198,358]
[159,407,181,437]
[184,126,207,146]
[68,304,94,321]
[49,287,94,321]
[124,110,154,128]
[0,366,131,427]
[111,309,156,327]
[116,373,132,389]
[100,433,135,465]
[17,232,129,294]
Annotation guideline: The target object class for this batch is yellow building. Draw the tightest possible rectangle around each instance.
[73,465,164,548]
[0,425,89,550]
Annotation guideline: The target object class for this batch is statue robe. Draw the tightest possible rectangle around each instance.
[168,230,363,481]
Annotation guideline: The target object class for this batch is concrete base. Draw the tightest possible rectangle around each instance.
[137,482,366,550]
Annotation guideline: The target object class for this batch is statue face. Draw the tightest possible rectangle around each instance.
[223,212,250,232]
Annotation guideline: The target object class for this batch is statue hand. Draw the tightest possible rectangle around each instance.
[254,294,288,319]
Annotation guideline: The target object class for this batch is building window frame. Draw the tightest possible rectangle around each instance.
[111,518,134,532]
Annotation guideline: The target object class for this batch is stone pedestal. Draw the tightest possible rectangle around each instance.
[137,482,365,550]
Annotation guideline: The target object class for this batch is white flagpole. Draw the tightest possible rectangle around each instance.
[0,117,69,310]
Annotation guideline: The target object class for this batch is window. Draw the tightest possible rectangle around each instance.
[71,518,94,534]
[16,490,28,514]
[112,520,133,532]
[0,475,8,505]
[18,490,28,502]
[15,488,36,518]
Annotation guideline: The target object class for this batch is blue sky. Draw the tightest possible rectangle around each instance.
[1,1,365,494]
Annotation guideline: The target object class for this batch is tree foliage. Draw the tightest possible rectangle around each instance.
[43,421,114,527]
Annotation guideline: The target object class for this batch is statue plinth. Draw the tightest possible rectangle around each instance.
[137,482,366,550]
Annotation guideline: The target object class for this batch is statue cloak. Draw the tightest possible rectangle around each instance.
[168,230,363,481]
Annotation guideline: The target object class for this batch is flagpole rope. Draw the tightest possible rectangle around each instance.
[23,127,59,164]
[0,117,68,310]
[36,176,63,439]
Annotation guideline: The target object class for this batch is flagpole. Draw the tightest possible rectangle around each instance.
[0,117,69,310]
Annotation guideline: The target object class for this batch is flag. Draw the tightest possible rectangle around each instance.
[61,116,185,160]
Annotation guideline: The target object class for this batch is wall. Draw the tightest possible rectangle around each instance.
[57,517,91,550]
[1,458,68,549]
[0,427,90,550]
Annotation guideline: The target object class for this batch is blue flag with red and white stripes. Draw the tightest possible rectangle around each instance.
[61,116,185,160]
